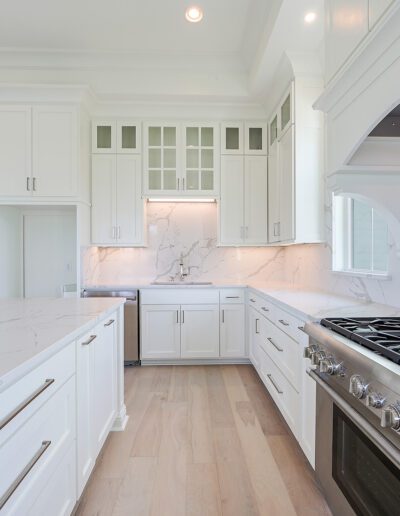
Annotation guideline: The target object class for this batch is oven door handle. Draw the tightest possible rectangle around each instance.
[307,368,400,470]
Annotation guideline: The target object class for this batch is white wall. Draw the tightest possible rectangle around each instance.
[0,206,22,297]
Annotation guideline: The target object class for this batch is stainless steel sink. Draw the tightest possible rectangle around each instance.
[151,281,213,286]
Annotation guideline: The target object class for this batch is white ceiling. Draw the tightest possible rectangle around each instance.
[0,0,274,66]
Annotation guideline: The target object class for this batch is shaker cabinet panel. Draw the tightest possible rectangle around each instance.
[369,0,393,28]
[244,156,268,245]
[91,155,116,245]
[279,126,295,242]
[141,305,181,359]
[220,304,246,357]
[116,155,143,245]
[220,155,245,245]
[268,142,280,243]
[180,304,220,358]
[0,106,31,196]
[32,107,78,197]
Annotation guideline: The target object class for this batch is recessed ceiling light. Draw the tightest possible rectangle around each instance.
[185,6,203,23]
[304,11,317,23]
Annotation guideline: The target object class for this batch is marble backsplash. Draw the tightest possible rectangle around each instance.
[82,200,400,308]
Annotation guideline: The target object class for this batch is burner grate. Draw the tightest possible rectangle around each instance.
[321,317,400,364]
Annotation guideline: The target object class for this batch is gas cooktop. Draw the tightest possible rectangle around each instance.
[321,317,400,365]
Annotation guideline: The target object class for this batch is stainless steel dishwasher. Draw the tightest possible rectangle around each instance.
[82,289,140,366]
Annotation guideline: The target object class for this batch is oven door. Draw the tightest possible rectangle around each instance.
[310,370,400,516]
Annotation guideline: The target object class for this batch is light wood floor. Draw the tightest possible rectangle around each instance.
[76,365,331,516]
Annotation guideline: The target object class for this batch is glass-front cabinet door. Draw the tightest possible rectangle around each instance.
[280,83,293,136]
[92,120,116,153]
[220,122,243,155]
[117,121,141,154]
[183,123,219,196]
[143,123,179,194]
[245,122,267,155]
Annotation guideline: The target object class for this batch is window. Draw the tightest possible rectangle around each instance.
[333,196,389,275]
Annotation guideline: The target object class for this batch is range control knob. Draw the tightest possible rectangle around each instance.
[311,350,327,366]
[366,392,386,409]
[349,375,368,399]
[303,345,318,359]
[319,358,343,376]
[381,403,400,431]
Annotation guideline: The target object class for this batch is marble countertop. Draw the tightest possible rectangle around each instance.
[0,297,124,388]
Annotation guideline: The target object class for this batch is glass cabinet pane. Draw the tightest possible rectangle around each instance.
[201,170,213,190]
[249,127,263,150]
[164,149,176,168]
[186,127,199,147]
[149,170,161,190]
[163,127,176,146]
[225,127,239,150]
[149,127,161,146]
[149,148,161,168]
[164,170,177,190]
[201,149,213,168]
[186,170,199,190]
[201,127,213,146]
[187,149,199,168]
[97,126,112,149]
[270,116,278,146]
[281,94,291,130]
[121,126,136,149]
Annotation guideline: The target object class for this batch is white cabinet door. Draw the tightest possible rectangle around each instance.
[279,126,295,242]
[91,155,116,245]
[369,0,393,28]
[180,304,220,358]
[220,122,243,154]
[219,155,244,245]
[76,331,95,497]
[92,120,116,153]
[92,320,117,455]
[244,155,268,245]
[248,306,261,369]
[301,355,316,468]
[325,0,369,82]
[244,122,267,155]
[0,106,31,197]
[141,305,181,359]
[32,106,78,197]
[268,142,280,243]
[220,304,246,358]
[117,120,141,154]
[116,154,143,245]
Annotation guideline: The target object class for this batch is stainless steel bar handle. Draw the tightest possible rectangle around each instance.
[112,226,116,239]
[26,177,30,191]
[182,310,185,324]
[0,441,51,510]
[249,298,256,303]
[222,309,225,323]
[278,319,289,327]
[255,318,260,334]
[298,326,305,332]
[81,334,97,346]
[226,296,240,299]
[267,337,283,352]
[0,379,55,430]
[176,310,179,324]
[182,178,185,190]
[261,307,269,312]
[177,178,180,190]
[104,319,115,327]
[307,369,400,470]
[32,177,37,191]
[267,374,283,394]
[117,226,121,239]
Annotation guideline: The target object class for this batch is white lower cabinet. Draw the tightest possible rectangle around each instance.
[248,306,261,370]
[140,305,181,359]
[181,304,219,358]
[220,304,245,358]
[76,317,117,496]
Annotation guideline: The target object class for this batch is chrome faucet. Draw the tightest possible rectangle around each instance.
[179,253,188,281]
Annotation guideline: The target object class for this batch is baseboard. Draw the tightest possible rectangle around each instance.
[111,404,129,431]
[140,358,251,366]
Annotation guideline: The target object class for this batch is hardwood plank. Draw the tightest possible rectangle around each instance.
[205,366,235,428]
[237,365,288,436]
[186,463,222,516]
[222,366,297,516]
[131,393,163,457]
[188,366,215,464]
[168,365,189,402]
[112,457,157,516]
[75,478,121,516]
[268,435,332,516]
[150,402,189,516]
[151,366,173,399]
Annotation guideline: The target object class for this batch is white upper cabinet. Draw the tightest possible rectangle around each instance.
[91,154,143,246]
[0,105,79,199]
[92,120,141,154]
[0,106,31,196]
[278,126,295,242]
[368,0,394,28]
[268,141,280,243]
[219,155,244,245]
[32,106,78,197]
[244,156,268,245]
[143,123,180,195]
[221,121,267,155]
[325,0,369,83]
[183,123,219,196]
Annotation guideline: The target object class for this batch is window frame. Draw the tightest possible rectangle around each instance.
[332,195,390,278]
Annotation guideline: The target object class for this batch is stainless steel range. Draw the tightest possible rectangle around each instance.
[305,317,400,516]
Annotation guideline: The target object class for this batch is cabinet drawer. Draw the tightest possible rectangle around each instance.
[259,346,300,439]
[0,343,75,442]
[274,306,305,342]
[0,376,76,514]
[247,291,275,320]
[220,288,245,304]
[259,318,300,391]
[141,288,219,305]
